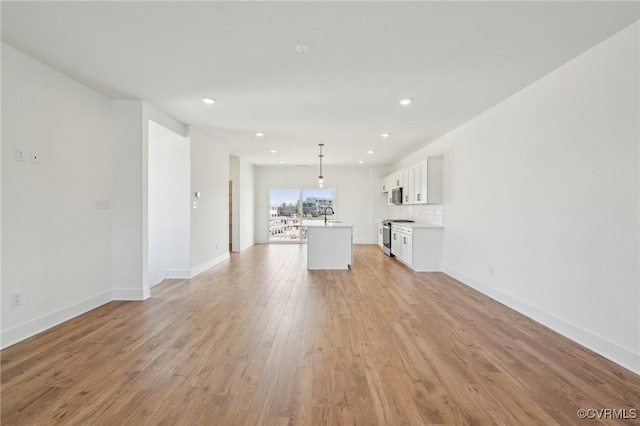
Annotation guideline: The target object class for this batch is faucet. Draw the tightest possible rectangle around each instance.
[323,206,335,224]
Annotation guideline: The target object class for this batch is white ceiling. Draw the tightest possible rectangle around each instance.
[2,1,638,166]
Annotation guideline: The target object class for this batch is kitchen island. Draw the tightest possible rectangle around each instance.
[302,220,353,270]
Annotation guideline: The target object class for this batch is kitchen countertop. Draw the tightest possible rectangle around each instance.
[402,223,443,229]
[388,222,443,229]
[301,220,353,228]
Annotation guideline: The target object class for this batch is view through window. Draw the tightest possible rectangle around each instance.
[269,188,334,242]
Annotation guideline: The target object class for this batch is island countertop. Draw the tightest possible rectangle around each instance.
[301,220,353,228]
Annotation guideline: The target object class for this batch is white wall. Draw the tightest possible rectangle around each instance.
[254,165,387,244]
[112,101,189,299]
[394,23,640,373]
[148,120,190,286]
[1,44,233,348]
[229,156,240,252]
[189,127,230,277]
[2,44,114,347]
[111,100,146,300]
[230,155,255,252]
[239,159,255,251]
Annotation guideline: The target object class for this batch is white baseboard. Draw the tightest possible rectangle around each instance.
[239,241,255,252]
[1,291,112,350]
[190,252,230,278]
[165,269,191,279]
[112,287,150,301]
[443,266,640,375]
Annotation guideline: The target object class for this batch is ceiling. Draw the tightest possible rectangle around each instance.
[2,1,638,166]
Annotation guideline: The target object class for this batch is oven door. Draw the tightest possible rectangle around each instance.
[382,223,392,256]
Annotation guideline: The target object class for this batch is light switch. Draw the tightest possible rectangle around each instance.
[95,200,109,209]
[15,148,25,162]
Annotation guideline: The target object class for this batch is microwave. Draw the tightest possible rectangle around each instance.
[390,187,403,205]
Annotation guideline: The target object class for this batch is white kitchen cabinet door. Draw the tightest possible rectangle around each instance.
[391,228,401,258]
[412,158,443,204]
[392,171,402,189]
[377,223,383,247]
[403,167,414,204]
[381,175,390,193]
[413,161,427,204]
[391,229,397,252]
[402,168,410,191]
[401,233,413,266]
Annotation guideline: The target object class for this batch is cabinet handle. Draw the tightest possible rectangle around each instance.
[396,180,399,186]
[417,194,421,201]
[405,195,408,202]
[393,234,397,240]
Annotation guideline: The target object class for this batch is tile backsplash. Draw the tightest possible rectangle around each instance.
[388,204,444,226]
[418,205,443,225]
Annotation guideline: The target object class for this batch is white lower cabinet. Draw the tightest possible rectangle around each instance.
[399,232,412,265]
[391,224,442,272]
[377,222,383,248]
[391,227,401,259]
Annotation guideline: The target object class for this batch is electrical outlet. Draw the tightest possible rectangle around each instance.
[10,292,22,306]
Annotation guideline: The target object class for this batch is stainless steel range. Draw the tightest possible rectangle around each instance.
[381,219,415,256]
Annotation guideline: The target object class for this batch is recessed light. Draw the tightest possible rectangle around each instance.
[256,132,265,137]
[399,98,412,106]
[367,150,375,154]
[381,133,390,138]
[202,97,216,104]
[279,160,285,164]
[270,149,277,153]
[359,160,365,164]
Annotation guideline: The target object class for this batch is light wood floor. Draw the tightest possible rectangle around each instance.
[2,244,639,425]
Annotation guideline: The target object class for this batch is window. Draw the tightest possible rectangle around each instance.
[268,188,334,242]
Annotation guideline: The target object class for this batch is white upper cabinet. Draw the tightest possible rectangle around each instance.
[401,168,410,195]
[381,157,442,204]
[382,173,394,194]
[392,170,403,189]
[404,167,415,204]
[413,161,427,204]
[381,176,389,192]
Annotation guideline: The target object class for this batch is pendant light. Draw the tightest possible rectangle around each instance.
[318,144,324,188]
